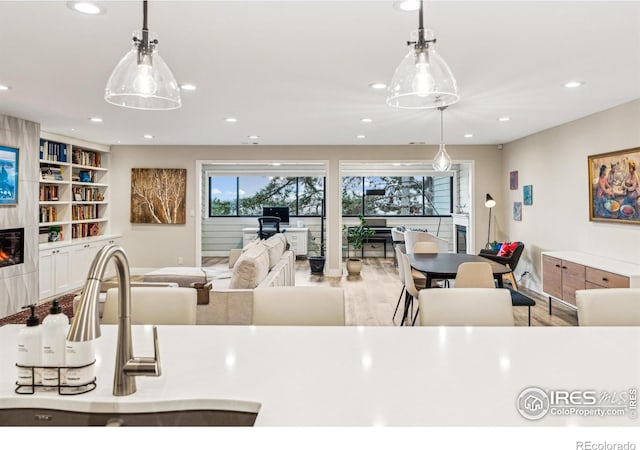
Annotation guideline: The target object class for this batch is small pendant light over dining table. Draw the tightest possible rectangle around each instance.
[104,0,181,110]
[432,106,452,171]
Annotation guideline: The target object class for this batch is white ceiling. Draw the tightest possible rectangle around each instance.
[0,0,639,147]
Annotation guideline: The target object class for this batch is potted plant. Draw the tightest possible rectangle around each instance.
[343,215,375,276]
[308,236,325,274]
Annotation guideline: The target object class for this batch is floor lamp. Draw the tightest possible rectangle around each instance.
[484,193,496,249]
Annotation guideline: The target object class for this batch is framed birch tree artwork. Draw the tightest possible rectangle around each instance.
[130,168,186,224]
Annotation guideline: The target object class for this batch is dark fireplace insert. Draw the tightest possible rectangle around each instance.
[455,224,467,254]
[0,228,24,268]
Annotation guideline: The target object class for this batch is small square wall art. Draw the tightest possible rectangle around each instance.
[509,171,518,190]
[523,185,533,205]
[513,202,522,221]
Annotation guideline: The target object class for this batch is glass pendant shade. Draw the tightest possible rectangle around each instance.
[105,30,181,110]
[433,143,452,171]
[386,30,459,109]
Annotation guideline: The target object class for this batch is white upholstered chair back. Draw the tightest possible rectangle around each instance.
[394,246,406,286]
[399,251,420,299]
[412,241,439,254]
[418,288,514,326]
[576,288,640,326]
[404,229,449,253]
[391,228,405,244]
[454,262,496,288]
[102,287,197,325]
[252,286,345,325]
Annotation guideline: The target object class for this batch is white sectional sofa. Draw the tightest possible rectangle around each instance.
[197,233,295,325]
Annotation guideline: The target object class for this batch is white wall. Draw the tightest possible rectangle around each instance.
[501,99,640,293]
[110,145,502,269]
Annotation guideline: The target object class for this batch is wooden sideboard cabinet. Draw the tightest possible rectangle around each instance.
[541,251,640,314]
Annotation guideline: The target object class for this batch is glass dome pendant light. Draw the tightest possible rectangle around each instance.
[104,0,181,110]
[386,0,459,109]
[432,106,452,171]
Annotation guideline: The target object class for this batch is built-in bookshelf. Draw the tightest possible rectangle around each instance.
[38,132,111,245]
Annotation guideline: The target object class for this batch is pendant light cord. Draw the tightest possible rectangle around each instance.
[438,105,447,144]
[143,0,148,30]
[418,0,424,44]
[440,107,444,144]
[141,0,149,49]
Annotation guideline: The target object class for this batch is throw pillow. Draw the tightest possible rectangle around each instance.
[263,233,286,269]
[497,241,518,257]
[229,242,270,289]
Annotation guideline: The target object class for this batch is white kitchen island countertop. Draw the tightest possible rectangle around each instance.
[0,324,639,427]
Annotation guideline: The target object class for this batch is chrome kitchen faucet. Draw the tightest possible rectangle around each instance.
[67,244,161,396]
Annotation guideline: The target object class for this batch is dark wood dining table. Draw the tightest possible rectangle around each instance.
[409,253,511,288]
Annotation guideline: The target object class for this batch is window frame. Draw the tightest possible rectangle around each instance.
[208,176,325,218]
[342,175,453,218]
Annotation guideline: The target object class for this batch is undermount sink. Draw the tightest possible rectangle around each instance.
[0,400,261,426]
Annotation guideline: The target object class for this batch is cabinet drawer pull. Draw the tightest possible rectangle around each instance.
[602,277,608,282]
[562,266,567,269]
[555,264,560,268]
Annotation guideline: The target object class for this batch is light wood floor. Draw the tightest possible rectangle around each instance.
[202,257,579,327]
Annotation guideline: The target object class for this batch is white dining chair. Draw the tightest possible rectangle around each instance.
[454,262,496,288]
[398,251,425,326]
[404,229,449,254]
[412,241,439,254]
[418,288,514,326]
[252,286,345,325]
[576,288,640,325]
[102,286,197,325]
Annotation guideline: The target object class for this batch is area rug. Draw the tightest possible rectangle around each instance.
[0,294,76,327]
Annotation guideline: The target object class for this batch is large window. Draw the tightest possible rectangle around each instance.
[342,175,453,217]
[209,176,324,217]
[209,174,451,217]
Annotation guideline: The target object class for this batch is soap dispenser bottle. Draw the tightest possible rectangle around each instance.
[17,305,42,386]
[42,299,69,387]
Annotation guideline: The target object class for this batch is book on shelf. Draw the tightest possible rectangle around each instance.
[39,139,68,163]
[40,166,64,181]
[39,206,58,223]
[39,185,59,201]
[72,148,101,167]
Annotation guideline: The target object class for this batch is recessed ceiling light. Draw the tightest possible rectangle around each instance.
[224,117,238,123]
[248,135,259,139]
[463,133,473,138]
[89,117,103,123]
[0,85,10,91]
[498,117,511,122]
[67,1,104,15]
[392,163,402,166]
[393,0,420,12]
[271,163,281,166]
[143,134,153,139]
[369,82,387,90]
[180,84,196,91]
[564,81,584,88]
[356,135,366,139]
[360,118,373,123]
[70,128,76,132]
